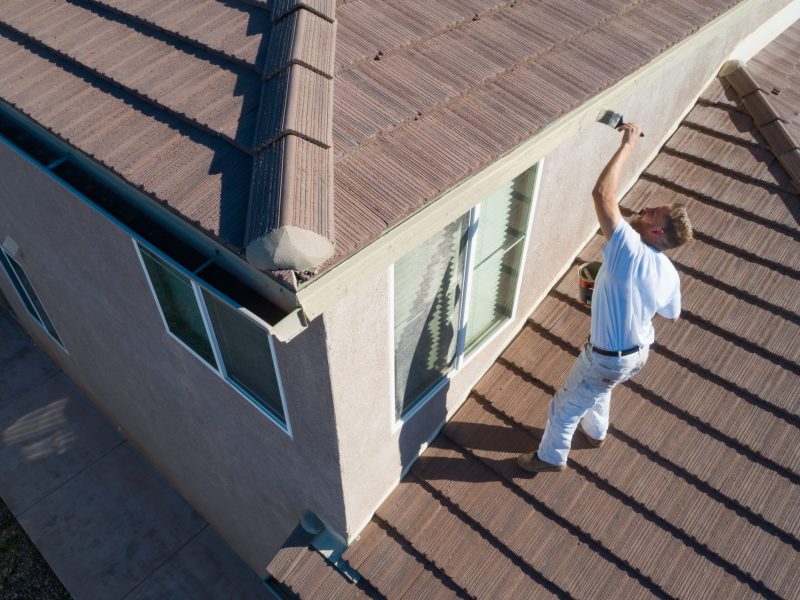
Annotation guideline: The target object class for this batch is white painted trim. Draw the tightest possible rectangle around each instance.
[193,280,226,375]
[454,205,480,370]
[134,239,292,436]
[0,247,68,352]
[388,264,399,432]
[727,0,800,63]
[267,335,293,438]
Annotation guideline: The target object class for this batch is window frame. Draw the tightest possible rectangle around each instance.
[133,240,291,436]
[390,160,543,428]
[0,246,67,351]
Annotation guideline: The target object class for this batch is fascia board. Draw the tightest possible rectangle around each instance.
[294,0,784,322]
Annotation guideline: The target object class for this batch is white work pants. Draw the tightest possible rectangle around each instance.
[537,343,649,466]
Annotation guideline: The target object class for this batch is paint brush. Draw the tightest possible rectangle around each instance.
[598,111,645,136]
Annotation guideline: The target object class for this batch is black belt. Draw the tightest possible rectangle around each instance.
[588,337,640,357]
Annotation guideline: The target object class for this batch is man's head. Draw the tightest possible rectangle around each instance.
[630,203,693,250]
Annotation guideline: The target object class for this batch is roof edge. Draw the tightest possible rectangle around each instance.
[244,4,336,276]
[724,63,800,192]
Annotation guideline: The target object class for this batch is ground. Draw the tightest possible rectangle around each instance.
[0,496,70,600]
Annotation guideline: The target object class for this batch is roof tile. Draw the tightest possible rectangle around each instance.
[83,0,270,67]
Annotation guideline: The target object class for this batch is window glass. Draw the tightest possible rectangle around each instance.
[139,246,216,367]
[464,175,533,353]
[392,163,537,422]
[394,215,468,418]
[465,241,525,354]
[0,249,64,346]
[202,290,284,422]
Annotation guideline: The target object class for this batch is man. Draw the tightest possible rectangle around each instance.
[518,122,693,473]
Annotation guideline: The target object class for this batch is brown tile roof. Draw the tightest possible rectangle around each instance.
[0,0,751,284]
[0,0,336,276]
[328,0,745,266]
[266,72,800,598]
[724,20,800,191]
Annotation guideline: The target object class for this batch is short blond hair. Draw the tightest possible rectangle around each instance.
[664,203,693,249]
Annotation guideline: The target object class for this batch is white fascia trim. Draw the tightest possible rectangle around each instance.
[294,0,778,324]
[726,0,800,64]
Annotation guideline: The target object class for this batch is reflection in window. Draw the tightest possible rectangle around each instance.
[393,164,537,419]
[394,216,468,418]
[140,246,216,367]
[203,290,284,421]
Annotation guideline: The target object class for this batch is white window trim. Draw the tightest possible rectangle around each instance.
[0,247,67,352]
[390,159,544,428]
[133,239,292,437]
[458,157,543,372]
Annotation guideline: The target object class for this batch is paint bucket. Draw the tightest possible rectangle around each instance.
[578,261,602,304]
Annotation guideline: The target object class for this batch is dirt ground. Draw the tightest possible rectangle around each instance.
[0,497,70,600]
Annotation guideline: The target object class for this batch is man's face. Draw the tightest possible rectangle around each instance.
[631,204,672,243]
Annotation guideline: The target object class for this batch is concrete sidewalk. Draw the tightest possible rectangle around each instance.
[0,304,267,599]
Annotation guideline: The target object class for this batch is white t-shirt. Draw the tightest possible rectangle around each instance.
[590,219,681,350]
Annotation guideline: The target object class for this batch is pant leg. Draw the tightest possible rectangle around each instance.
[537,346,603,466]
[581,346,650,440]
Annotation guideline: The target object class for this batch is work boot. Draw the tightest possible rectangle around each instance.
[517,452,565,473]
[578,423,605,448]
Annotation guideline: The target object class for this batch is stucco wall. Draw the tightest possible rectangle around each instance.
[325,0,793,541]
[0,144,346,571]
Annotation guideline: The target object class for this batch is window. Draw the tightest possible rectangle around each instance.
[392,163,539,420]
[136,243,289,432]
[140,248,217,367]
[0,247,65,348]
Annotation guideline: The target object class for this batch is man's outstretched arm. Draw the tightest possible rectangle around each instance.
[592,122,642,239]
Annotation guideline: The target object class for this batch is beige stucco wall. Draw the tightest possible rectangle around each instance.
[325,0,793,542]
[0,144,349,572]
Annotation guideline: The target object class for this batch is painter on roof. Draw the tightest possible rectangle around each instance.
[518,122,695,473]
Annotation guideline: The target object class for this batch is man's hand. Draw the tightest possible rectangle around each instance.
[592,121,644,238]
[619,122,642,148]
